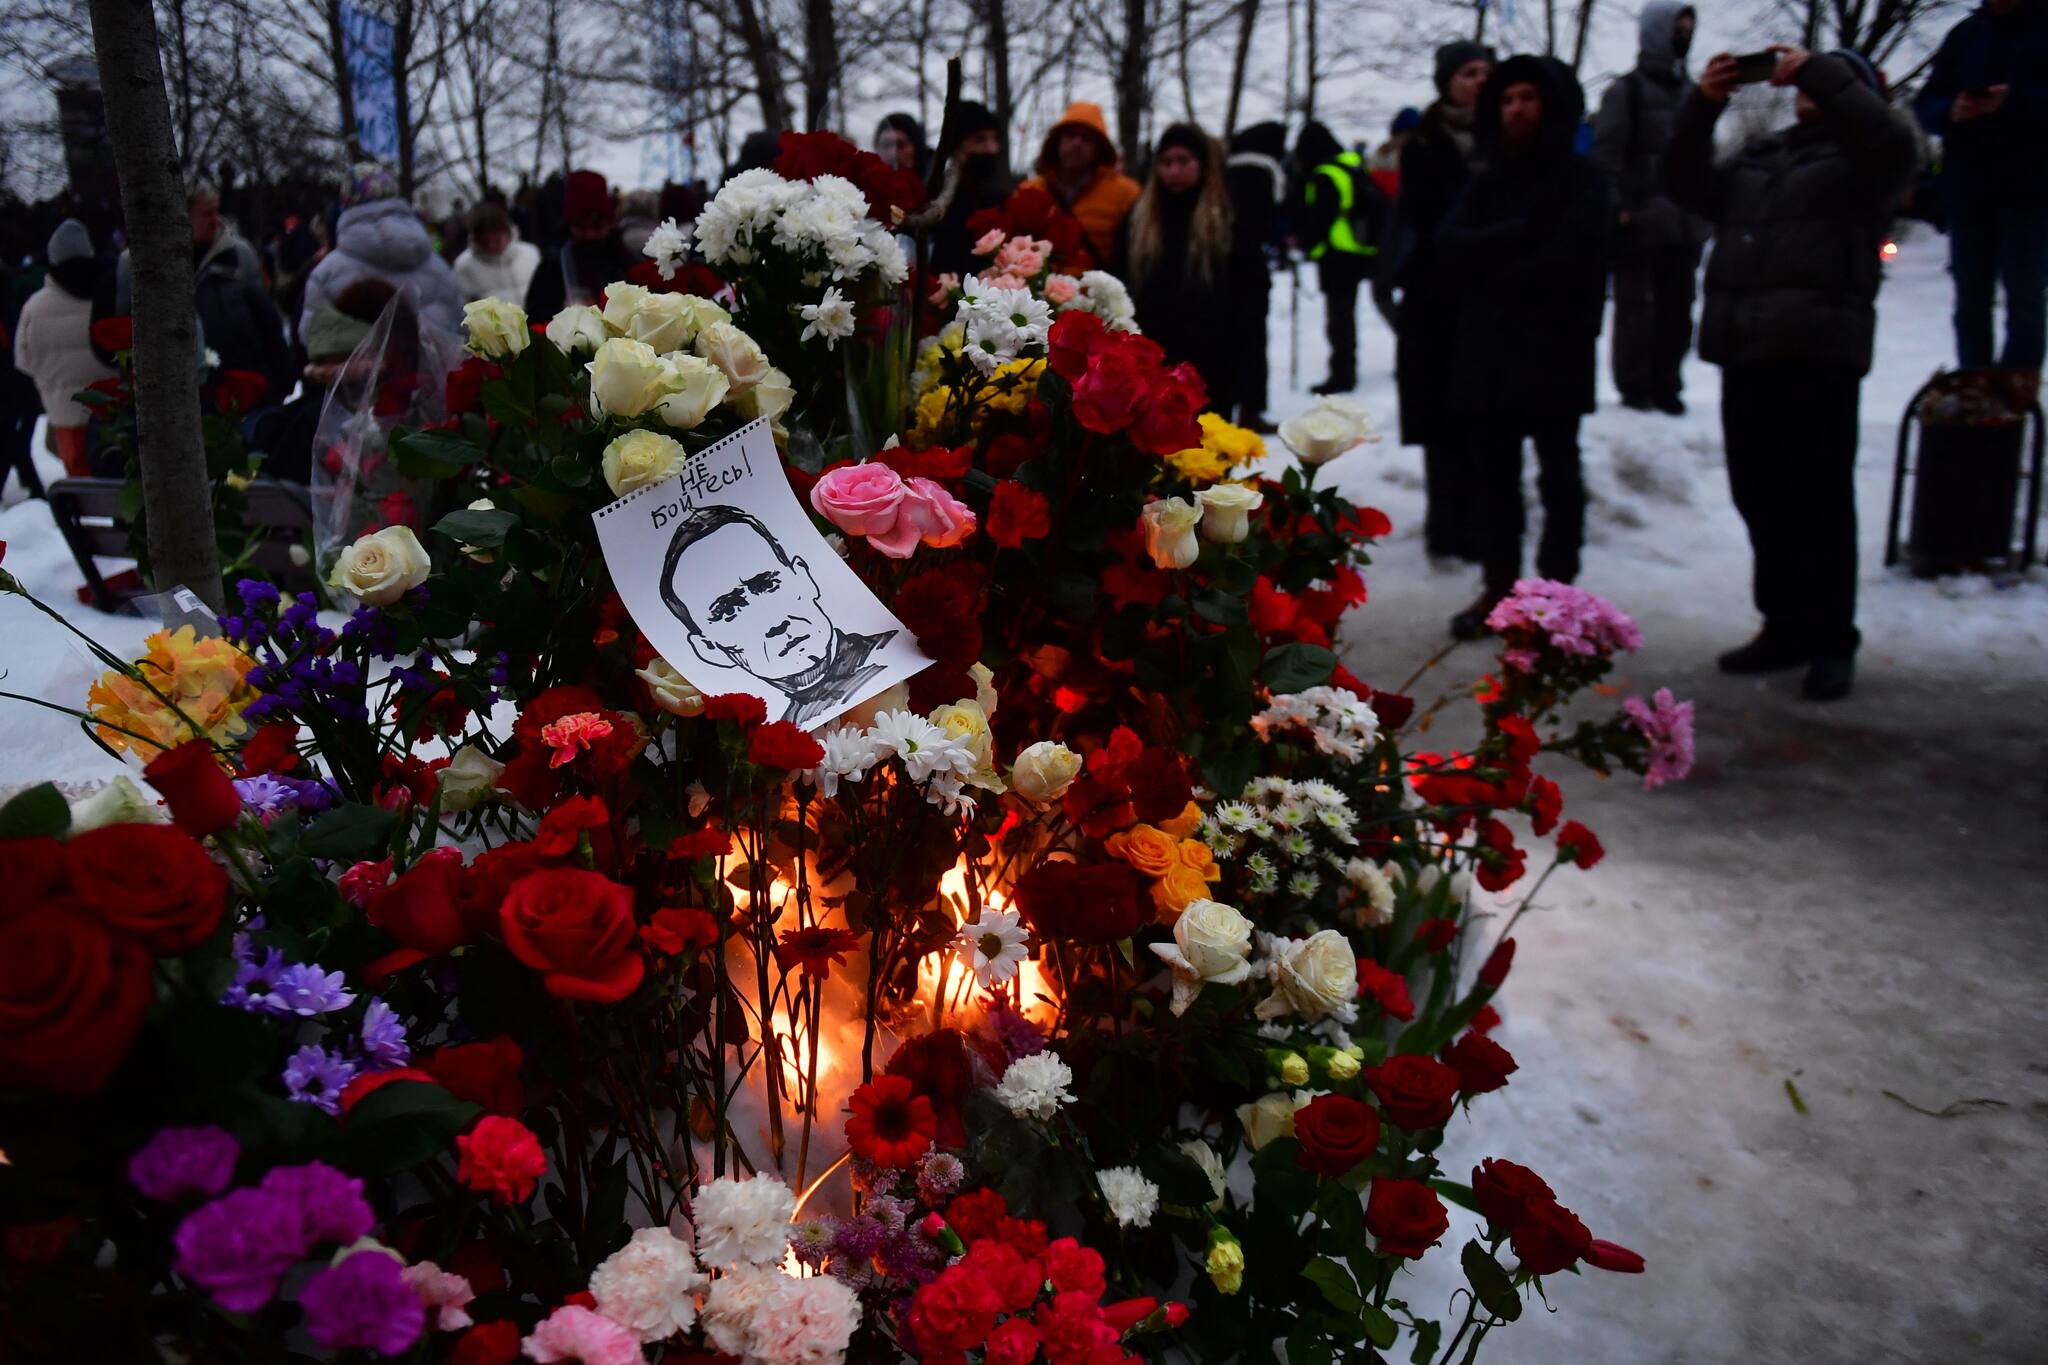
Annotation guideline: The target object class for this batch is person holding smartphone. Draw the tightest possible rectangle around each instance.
[1664,46,1919,701]
[1914,0,2048,392]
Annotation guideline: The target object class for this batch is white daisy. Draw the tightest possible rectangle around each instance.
[798,286,856,347]
[955,907,1029,987]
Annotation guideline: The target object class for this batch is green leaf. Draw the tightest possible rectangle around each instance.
[1140,1144,1222,1209]
[1301,1254,1362,1313]
[0,783,70,839]
[299,803,401,859]
[1285,1319,1336,1365]
[1260,642,1337,692]
[1409,1318,1444,1364]
[433,506,520,549]
[580,1155,632,1267]
[342,1081,481,1175]
[391,428,482,478]
[1429,1178,1479,1214]
[1460,1239,1522,1323]
[1191,588,1248,627]
[1362,1302,1399,1349]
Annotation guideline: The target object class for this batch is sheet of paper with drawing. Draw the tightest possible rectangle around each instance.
[593,419,932,729]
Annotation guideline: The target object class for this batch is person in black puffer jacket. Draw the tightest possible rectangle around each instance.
[1223,121,1287,430]
[1665,46,1918,701]
[1116,123,1234,399]
[1439,54,1614,638]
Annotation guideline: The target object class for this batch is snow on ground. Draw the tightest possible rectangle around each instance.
[4,228,2045,1361]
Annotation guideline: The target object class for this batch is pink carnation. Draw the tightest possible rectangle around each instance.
[523,1304,643,1365]
[972,227,1007,255]
[540,712,615,769]
[401,1259,476,1331]
[1486,579,1642,665]
[1621,687,1696,789]
[749,1273,861,1365]
[1043,274,1079,305]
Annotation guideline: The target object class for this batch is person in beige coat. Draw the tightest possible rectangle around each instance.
[12,220,114,476]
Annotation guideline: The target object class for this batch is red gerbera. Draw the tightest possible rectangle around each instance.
[845,1074,936,1168]
[774,925,860,980]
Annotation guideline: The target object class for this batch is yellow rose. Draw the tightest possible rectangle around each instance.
[1113,823,1178,878]
[1206,1228,1245,1295]
[1177,839,1219,879]
[1237,1089,1308,1149]
[1011,740,1081,804]
[601,429,690,497]
[586,336,681,418]
[463,297,530,359]
[653,353,731,431]
[328,525,431,606]
[635,657,706,716]
[929,699,995,771]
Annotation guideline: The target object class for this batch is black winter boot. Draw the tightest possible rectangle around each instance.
[1716,634,1809,675]
[1802,654,1855,701]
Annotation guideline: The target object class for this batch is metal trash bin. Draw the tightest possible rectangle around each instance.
[1885,369,2044,578]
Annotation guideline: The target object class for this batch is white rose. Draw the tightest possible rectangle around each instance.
[602,428,691,496]
[734,365,794,427]
[1257,929,1358,1021]
[1235,1089,1310,1150]
[615,290,704,353]
[969,660,998,717]
[586,336,681,418]
[67,775,156,832]
[1149,897,1253,1015]
[676,294,732,340]
[1141,496,1202,570]
[1010,740,1081,805]
[328,525,431,606]
[635,656,706,716]
[599,283,653,336]
[439,745,504,811]
[1279,398,1375,466]
[1194,482,1265,544]
[544,304,608,355]
[653,353,731,431]
[462,297,529,360]
[696,321,771,395]
[458,496,497,562]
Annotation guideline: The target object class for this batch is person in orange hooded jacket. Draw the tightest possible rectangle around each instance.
[1020,102,1141,269]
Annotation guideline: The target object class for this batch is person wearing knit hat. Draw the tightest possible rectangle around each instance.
[301,160,464,341]
[1668,45,1919,701]
[524,169,636,321]
[1119,123,1234,397]
[930,98,1015,276]
[13,218,114,475]
[1020,102,1141,268]
[1434,41,1497,97]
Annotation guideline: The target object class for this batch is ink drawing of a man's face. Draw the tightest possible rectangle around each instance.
[666,521,827,683]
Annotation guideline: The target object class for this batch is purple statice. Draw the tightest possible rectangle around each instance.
[129,1125,240,1203]
[358,998,411,1068]
[984,1000,1046,1063]
[258,1161,374,1247]
[1621,687,1697,790]
[830,1214,887,1263]
[790,1216,839,1270]
[273,963,355,1016]
[282,1045,357,1113]
[487,651,511,688]
[915,1151,964,1207]
[1485,579,1644,666]
[172,1186,306,1311]
[222,935,289,1012]
[299,1249,425,1355]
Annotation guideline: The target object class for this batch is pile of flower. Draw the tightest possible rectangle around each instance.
[0,130,1691,1363]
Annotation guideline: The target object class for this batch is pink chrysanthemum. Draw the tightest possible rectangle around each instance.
[1621,687,1696,789]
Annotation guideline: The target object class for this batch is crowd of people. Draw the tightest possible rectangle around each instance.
[1,0,2041,705]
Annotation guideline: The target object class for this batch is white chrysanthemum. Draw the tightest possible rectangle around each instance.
[1344,859,1397,926]
[993,1051,1074,1121]
[691,1173,795,1267]
[1298,778,1345,807]
[589,1226,707,1341]
[1286,870,1322,900]
[1072,270,1137,328]
[799,287,856,347]
[867,710,976,783]
[749,1272,861,1365]
[1245,852,1279,895]
[644,217,691,281]
[955,907,1029,987]
[806,725,880,797]
[1097,1166,1159,1228]
[699,1263,780,1357]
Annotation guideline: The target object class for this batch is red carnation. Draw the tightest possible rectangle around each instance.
[907,1264,1002,1354]
[1511,1196,1593,1276]
[1470,1003,1503,1034]
[945,1187,1008,1245]
[986,481,1051,548]
[534,795,609,858]
[1556,820,1605,868]
[1248,576,1299,635]
[1013,859,1147,945]
[1043,1237,1107,1296]
[702,692,769,725]
[239,722,302,776]
[1471,1157,1554,1230]
[1441,1031,1517,1096]
[456,1115,547,1204]
[1413,918,1459,954]
[449,1320,522,1365]
[1365,1054,1461,1130]
[1045,310,1107,381]
[774,925,859,980]
[1527,775,1563,836]
[1369,689,1416,730]
[667,828,732,860]
[1294,1094,1381,1177]
[1478,936,1517,988]
[1356,959,1416,1021]
[65,823,229,954]
[499,868,645,1003]
[844,1074,936,1168]
[142,739,242,836]
[748,720,825,770]
[1364,1178,1449,1260]
[1495,714,1540,767]
[1587,1239,1647,1273]
[1475,818,1526,893]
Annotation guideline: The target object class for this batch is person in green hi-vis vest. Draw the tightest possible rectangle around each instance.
[1292,122,1388,396]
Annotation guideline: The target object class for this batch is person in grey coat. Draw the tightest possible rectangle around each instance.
[1664,46,1918,702]
[1591,1,1711,414]
[300,163,464,340]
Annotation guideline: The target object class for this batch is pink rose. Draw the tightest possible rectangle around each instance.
[1043,274,1079,304]
[972,228,1007,255]
[810,462,907,540]
[900,476,977,550]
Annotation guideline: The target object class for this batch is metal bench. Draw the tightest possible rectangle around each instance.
[47,477,318,613]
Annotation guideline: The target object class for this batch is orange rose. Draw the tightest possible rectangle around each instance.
[1152,862,1215,921]
[1158,801,1205,839]
[1177,839,1221,881]
[1108,823,1178,878]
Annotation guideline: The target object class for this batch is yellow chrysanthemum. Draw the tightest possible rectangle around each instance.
[1198,411,1267,468]
[88,625,257,758]
[1165,445,1234,484]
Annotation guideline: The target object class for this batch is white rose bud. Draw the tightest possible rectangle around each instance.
[635,656,706,716]
[696,321,771,396]
[1010,740,1081,805]
[439,745,505,811]
[1141,496,1202,570]
[602,429,691,497]
[1278,398,1375,466]
[1194,482,1265,544]
[734,365,794,427]
[67,775,157,832]
[1235,1089,1310,1150]
[617,290,699,353]
[462,297,530,360]
[545,304,608,356]
[586,336,682,419]
[1178,1138,1228,1210]
[599,283,653,336]
[1256,929,1359,1021]
[328,525,432,607]
[653,353,731,431]
[1149,897,1254,1015]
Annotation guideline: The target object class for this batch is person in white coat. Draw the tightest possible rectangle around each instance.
[13,220,114,476]
[452,201,540,304]
[300,163,464,339]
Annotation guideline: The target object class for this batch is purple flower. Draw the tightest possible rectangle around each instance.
[172,1187,305,1311]
[299,1249,425,1356]
[129,1125,240,1203]
[222,938,289,1012]
[273,963,355,1016]
[830,1214,886,1262]
[258,1161,374,1247]
[283,1045,358,1113]
[359,999,411,1068]
[791,1216,839,1269]
[985,1000,1046,1063]
[915,1151,964,1206]
[234,773,302,823]
[867,1193,911,1235]
[1621,687,1697,790]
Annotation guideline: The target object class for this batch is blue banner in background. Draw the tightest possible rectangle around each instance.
[340,2,400,162]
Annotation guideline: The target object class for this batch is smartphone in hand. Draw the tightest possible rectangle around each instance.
[1732,51,1779,84]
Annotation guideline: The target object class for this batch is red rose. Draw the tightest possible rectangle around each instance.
[65,824,229,954]
[444,357,500,415]
[239,723,302,776]
[1511,1196,1592,1276]
[945,1187,1008,1245]
[701,693,768,726]
[214,369,270,416]
[1471,1157,1554,1230]
[1013,860,1147,945]
[1356,959,1415,1021]
[92,316,134,353]
[1249,576,1299,636]
[425,1036,527,1117]
[449,1320,522,1365]
[459,840,558,935]
[370,847,471,956]
[1365,1178,1449,1259]
[1365,1054,1461,1130]
[908,1264,1002,1354]
[1042,1236,1107,1296]
[984,1316,1042,1365]
[1441,1032,1517,1096]
[499,868,645,1003]
[986,481,1051,548]
[1070,344,1149,433]
[887,1029,975,1147]
[1128,364,1206,456]
[1294,1094,1381,1177]
[5,836,66,900]
[1478,937,1516,987]
[1587,1239,1646,1273]
[456,1115,547,1204]
[1556,820,1604,868]
[1045,310,1107,381]
[1413,919,1459,954]
[142,739,242,836]
[1122,749,1193,826]
[1059,770,1137,839]
[0,897,154,1094]
[747,720,825,770]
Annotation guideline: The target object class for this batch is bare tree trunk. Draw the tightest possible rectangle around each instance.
[1545,0,1558,55]
[1177,0,1195,121]
[392,0,416,195]
[732,0,791,131]
[1283,0,1296,117]
[1570,0,1597,71]
[802,0,838,130]
[1475,0,1489,42]
[1224,0,1261,137]
[1114,0,1149,166]
[1304,0,1318,121]
[325,0,362,159]
[984,0,1014,173]
[86,0,222,611]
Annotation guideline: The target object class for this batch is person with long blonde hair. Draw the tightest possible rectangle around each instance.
[1117,123,1234,395]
